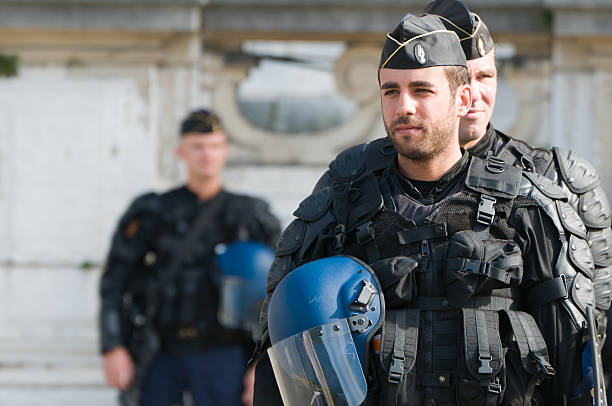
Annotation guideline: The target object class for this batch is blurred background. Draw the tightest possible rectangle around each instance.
[0,0,611,404]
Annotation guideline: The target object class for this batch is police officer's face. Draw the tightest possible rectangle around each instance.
[380,66,470,161]
[176,130,228,179]
[460,49,497,148]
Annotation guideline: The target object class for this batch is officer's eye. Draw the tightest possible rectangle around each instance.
[382,89,399,96]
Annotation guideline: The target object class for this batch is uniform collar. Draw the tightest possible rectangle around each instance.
[466,124,498,159]
[391,149,470,202]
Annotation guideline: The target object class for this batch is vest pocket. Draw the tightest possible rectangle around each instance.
[497,310,555,405]
[376,309,421,405]
[457,309,506,406]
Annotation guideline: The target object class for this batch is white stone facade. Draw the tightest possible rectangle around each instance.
[0,1,612,404]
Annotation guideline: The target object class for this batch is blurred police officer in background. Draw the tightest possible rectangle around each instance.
[253,7,604,406]
[99,109,281,406]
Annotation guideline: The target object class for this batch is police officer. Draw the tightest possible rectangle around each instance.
[253,12,601,406]
[316,0,612,397]
[99,109,281,406]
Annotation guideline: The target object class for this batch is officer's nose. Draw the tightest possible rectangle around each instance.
[396,92,417,117]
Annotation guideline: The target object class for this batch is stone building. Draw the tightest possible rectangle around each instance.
[0,0,611,404]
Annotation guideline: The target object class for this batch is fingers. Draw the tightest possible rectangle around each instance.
[103,347,134,390]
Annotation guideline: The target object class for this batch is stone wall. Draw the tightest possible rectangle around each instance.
[0,0,611,404]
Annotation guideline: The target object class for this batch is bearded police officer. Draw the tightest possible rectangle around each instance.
[317,0,612,328]
[253,11,602,406]
[99,109,280,406]
[315,1,612,400]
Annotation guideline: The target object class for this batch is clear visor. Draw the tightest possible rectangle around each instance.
[268,319,367,406]
[218,276,244,329]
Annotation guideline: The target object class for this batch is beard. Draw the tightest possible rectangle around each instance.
[385,104,457,162]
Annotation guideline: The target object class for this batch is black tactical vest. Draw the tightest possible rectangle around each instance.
[328,157,567,406]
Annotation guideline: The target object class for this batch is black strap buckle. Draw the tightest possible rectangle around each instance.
[334,224,345,252]
[461,259,491,276]
[477,195,497,226]
[478,355,493,374]
[487,377,502,394]
[530,350,555,377]
[356,221,375,245]
[486,156,505,174]
[388,357,405,384]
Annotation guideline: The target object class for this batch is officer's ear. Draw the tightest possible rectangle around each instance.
[456,83,472,118]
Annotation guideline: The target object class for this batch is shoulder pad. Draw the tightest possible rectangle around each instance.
[587,227,612,267]
[522,172,568,201]
[275,220,307,257]
[578,185,612,229]
[293,187,332,222]
[127,192,161,215]
[502,138,554,175]
[570,273,595,318]
[594,265,612,311]
[329,143,368,182]
[329,138,395,183]
[517,177,565,235]
[556,201,587,239]
[465,156,521,199]
[365,137,396,174]
[553,147,600,194]
[569,234,595,280]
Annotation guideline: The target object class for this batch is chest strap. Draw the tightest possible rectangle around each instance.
[405,295,519,312]
[385,309,420,405]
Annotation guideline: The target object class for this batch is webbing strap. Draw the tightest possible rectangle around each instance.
[356,221,381,262]
[475,310,493,375]
[502,310,555,378]
[523,276,568,310]
[447,258,515,284]
[397,223,448,245]
[406,295,518,311]
[389,311,407,384]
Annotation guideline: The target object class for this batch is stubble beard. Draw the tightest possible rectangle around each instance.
[385,105,457,162]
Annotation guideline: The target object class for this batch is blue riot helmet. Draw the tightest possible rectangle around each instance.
[215,241,274,339]
[267,256,384,406]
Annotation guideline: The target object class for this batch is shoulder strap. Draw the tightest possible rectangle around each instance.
[164,191,228,284]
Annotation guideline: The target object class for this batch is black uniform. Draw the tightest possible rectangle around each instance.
[316,127,612,319]
[99,186,280,400]
[254,148,597,405]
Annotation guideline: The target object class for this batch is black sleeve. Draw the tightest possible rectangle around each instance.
[510,205,583,402]
[231,195,281,248]
[98,193,160,354]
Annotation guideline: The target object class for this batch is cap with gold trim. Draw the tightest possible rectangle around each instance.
[379,13,467,70]
[424,0,494,60]
[180,109,223,135]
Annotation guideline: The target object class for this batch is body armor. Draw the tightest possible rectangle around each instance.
[100,187,280,356]
[259,154,595,405]
[313,130,612,316]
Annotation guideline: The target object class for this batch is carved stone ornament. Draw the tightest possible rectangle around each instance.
[210,45,385,165]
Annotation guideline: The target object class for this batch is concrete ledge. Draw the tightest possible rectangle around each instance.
[0,3,200,32]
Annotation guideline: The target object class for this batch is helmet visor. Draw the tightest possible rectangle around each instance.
[268,319,367,406]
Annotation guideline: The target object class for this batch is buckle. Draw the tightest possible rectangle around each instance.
[478,355,493,374]
[334,224,346,252]
[530,351,555,377]
[388,357,405,384]
[477,195,496,226]
[488,377,502,394]
[462,259,491,276]
[356,221,375,245]
[486,156,505,174]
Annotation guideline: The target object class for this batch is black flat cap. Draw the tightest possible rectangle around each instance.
[379,13,467,70]
[424,0,494,60]
[180,109,223,135]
